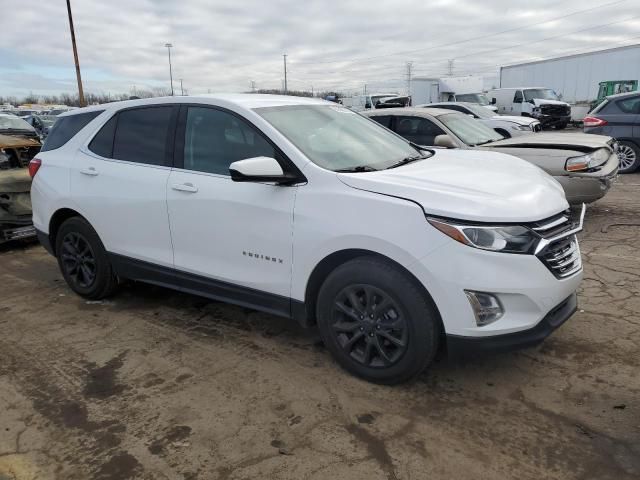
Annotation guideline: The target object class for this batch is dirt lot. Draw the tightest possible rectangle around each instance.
[1,175,638,480]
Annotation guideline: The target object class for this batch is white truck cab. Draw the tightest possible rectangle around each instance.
[488,87,572,129]
[30,94,583,384]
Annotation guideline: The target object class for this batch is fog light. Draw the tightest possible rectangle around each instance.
[465,291,504,326]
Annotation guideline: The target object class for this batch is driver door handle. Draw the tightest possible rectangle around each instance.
[172,182,198,193]
[80,167,99,176]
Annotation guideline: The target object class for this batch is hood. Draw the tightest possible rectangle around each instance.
[484,105,498,112]
[532,98,569,107]
[0,133,41,149]
[493,115,537,126]
[487,132,612,151]
[337,149,567,223]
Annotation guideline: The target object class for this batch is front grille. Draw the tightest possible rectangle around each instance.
[539,235,582,278]
[529,209,572,238]
[540,104,570,116]
[529,206,584,279]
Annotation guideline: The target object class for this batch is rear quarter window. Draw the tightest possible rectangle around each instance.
[41,110,103,152]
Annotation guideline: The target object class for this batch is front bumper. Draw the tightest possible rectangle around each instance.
[556,152,619,204]
[535,114,571,127]
[412,208,584,341]
[446,292,577,356]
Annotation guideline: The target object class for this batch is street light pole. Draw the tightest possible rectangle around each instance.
[65,0,85,106]
[283,54,288,94]
[179,78,184,96]
[164,43,174,96]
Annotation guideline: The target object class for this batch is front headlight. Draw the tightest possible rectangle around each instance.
[427,218,538,254]
[565,148,610,172]
[513,124,532,131]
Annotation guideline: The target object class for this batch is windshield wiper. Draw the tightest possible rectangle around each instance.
[335,165,378,173]
[386,154,426,169]
[473,139,494,146]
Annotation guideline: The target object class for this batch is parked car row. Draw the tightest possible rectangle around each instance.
[364,107,619,204]
[29,94,593,383]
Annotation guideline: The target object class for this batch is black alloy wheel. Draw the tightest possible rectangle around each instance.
[331,284,408,368]
[60,232,97,289]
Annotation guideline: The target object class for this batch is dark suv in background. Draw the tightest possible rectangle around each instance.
[584,91,640,173]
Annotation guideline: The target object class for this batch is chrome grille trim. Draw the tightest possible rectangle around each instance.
[534,204,585,279]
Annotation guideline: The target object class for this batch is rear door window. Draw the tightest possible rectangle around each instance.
[112,106,174,166]
[370,116,392,128]
[617,96,640,114]
[394,116,445,145]
[41,110,103,151]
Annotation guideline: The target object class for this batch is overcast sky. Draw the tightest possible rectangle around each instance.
[1,0,639,98]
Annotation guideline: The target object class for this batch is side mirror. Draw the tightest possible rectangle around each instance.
[434,135,457,149]
[229,157,297,184]
[491,98,497,105]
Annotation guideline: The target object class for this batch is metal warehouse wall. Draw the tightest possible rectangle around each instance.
[500,45,640,104]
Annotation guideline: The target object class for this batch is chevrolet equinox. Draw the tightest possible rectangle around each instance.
[30,95,584,384]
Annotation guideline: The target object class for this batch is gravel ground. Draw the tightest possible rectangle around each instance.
[0,174,638,480]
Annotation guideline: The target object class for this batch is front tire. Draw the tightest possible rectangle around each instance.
[616,141,640,173]
[55,217,118,300]
[316,257,440,384]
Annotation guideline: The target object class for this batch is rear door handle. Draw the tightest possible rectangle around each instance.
[80,167,99,176]
[171,182,198,193]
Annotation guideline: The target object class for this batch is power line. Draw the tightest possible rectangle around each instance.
[292,0,627,66]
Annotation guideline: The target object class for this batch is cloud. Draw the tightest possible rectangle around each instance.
[0,0,638,97]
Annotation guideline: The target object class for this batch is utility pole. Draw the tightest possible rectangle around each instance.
[363,84,367,95]
[447,59,454,76]
[165,43,174,96]
[179,78,184,96]
[250,80,256,92]
[283,54,288,94]
[65,0,85,106]
[406,61,413,96]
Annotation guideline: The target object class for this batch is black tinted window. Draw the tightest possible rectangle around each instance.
[183,107,276,175]
[371,116,392,128]
[395,116,445,146]
[41,110,102,151]
[617,96,640,114]
[112,107,173,165]
[88,116,117,157]
[513,91,523,103]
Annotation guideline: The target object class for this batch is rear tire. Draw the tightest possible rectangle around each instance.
[316,257,440,384]
[616,141,640,173]
[55,217,118,300]
[555,123,568,130]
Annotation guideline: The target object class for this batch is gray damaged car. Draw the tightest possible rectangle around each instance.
[364,107,619,204]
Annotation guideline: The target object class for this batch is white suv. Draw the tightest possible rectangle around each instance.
[30,95,583,384]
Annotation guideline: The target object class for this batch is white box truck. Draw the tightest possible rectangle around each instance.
[410,76,496,111]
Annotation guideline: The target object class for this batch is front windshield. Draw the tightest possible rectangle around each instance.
[456,93,490,106]
[524,89,559,101]
[463,103,494,119]
[438,113,503,146]
[38,116,57,127]
[0,115,35,131]
[256,105,424,171]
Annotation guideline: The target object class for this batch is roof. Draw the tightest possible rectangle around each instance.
[362,107,458,118]
[605,90,640,100]
[501,43,640,70]
[58,94,331,118]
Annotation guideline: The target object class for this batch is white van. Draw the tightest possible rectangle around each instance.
[488,87,571,129]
